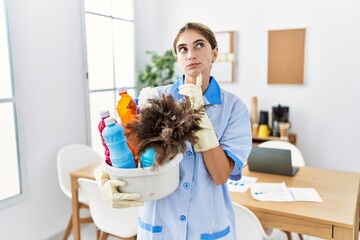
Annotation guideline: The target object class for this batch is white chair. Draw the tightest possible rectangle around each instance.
[233,202,271,240]
[56,144,102,239]
[258,140,305,167]
[258,140,305,240]
[78,178,139,240]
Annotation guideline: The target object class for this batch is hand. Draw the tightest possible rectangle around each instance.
[178,73,219,152]
[93,165,144,208]
[178,73,204,109]
[193,112,220,152]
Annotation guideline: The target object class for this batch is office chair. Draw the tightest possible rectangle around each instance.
[233,202,271,240]
[78,178,139,240]
[258,140,305,240]
[56,144,102,239]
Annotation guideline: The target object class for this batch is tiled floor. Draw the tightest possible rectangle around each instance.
[51,222,359,240]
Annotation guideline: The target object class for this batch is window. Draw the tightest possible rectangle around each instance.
[0,0,22,205]
[82,0,136,155]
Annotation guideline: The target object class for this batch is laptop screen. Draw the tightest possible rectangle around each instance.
[247,147,299,176]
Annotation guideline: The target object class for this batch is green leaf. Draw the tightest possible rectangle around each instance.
[137,49,177,87]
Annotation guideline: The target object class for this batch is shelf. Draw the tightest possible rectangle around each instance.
[252,133,296,146]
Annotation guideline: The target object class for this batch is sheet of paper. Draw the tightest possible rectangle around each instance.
[288,188,323,202]
[211,62,233,82]
[250,182,294,202]
[227,176,258,193]
[215,32,231,53]
[250,182,323,202]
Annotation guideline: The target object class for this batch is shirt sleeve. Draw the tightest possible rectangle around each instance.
[221,98,252,181]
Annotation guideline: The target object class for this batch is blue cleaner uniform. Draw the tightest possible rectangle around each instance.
[136,75,252,240]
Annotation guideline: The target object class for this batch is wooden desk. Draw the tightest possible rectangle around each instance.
[231,166,360,240]
[70,164,360,240]
[70,163,98,240]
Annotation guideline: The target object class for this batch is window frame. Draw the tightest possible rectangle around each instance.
[0,0,24,209]
[80,0,137,153]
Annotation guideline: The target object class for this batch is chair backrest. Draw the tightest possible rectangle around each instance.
[78,178,139,238]
[56,144,102,200]
[258,140,305,167]
[233,202,270,240]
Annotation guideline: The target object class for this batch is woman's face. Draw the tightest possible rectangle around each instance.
[175,30,218,78]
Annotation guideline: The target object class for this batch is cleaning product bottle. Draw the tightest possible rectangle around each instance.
[102,117,136,168]
[116,87,138,125]
[135,98,141,114]
[116,87,139,166]
[140,148,156,167]
[98,110,111,166]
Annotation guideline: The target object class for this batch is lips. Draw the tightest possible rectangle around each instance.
[186,62,200,68]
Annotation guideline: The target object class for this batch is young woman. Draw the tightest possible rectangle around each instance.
[95,22,252,239]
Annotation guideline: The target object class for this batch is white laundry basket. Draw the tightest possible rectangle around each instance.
[102,153,183,201]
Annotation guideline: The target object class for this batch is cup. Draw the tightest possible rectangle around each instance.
[279,122,290,141]
[259,111,269,126]
[258,124,270,138]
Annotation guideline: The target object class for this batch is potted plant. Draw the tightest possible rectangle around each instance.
[137,49,177,87]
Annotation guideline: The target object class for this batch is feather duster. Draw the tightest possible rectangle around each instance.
[125,94,203,169]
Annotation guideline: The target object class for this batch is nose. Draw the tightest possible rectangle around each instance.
[187,50,196,60]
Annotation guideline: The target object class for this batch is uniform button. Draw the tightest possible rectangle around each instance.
[183,182,190,189]
[186,151,192,157]
[179,215,186,221]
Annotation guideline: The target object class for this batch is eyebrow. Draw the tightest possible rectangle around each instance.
[176,39,206,51]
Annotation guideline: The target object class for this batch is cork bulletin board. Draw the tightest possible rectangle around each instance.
[268,28,306,85]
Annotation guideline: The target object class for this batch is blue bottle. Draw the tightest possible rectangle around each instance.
[102,117,136,168]
[141,148,156,167]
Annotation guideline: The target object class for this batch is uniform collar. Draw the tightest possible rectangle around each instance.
[172,75,222,105]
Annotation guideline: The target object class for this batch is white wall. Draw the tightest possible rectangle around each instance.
[0,0,359,239]
[0,0,159,239]
[158,0,360,172]
[134,0,161,74]
[1,0,88,239]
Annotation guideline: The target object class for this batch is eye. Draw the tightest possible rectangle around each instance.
[195,42,205,49]
[178,46,188,54]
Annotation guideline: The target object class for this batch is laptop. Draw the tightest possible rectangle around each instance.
[247,147,299,176]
